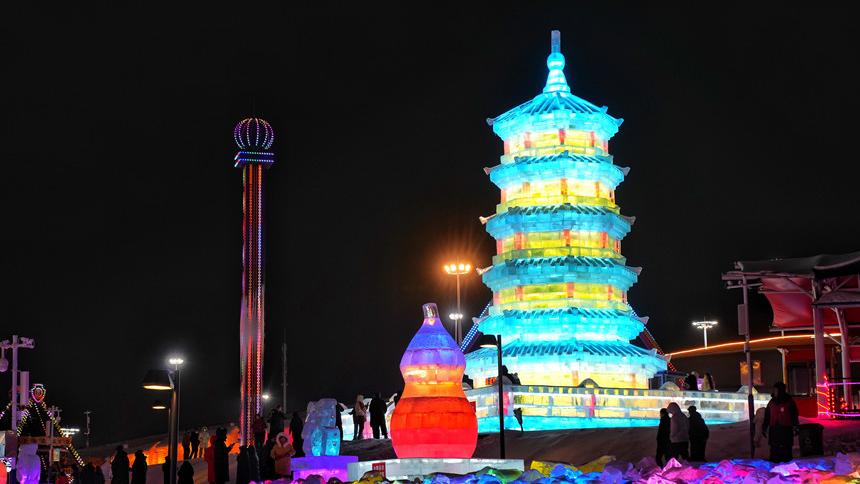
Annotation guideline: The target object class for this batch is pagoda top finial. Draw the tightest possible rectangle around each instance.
[544,30,570,94]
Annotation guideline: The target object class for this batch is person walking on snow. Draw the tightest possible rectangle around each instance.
[269,405,287,438]
[701,372,715,391]
[687,405,709,461]
[199,427,211,457]
[655,408,670,466]
[177,461,194,484]
[111,446,129,484]
[130,451,147,484]
[190,430,200,459]
[762,381,799,463]
[289,412,305,457]
[684,372,698,391]
[270,433,295,480]
[204,435,217,484]
[666,402,689,460]
[213,428,234,484]
[252,413,267,449]
[369,393,389,439]
[352,395,367,440]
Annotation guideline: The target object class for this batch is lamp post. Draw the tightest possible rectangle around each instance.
[83,410,92,448]
[449,313,464,340]
[692,320,717,347]
[478,334,505,459]
[443,262,471,345]
[143,357,183,484]
[0,335,36,430]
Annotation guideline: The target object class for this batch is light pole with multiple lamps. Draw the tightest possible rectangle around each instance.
[692,320,718,348]
[142,357,184,484]
[448,313,464,341]
[478,334,505,459]
[443,262,471,345]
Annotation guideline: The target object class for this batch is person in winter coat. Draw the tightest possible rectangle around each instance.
[701,373,716,392]
[762,381,799,463]
[204,435,217,484]
[111,446,130,484]
[269,405,287,438]
[100,457,112,483]
[235,446,250,484]
[684,372,699,391]
[199,427,211,457]
[655,408,671,466]
[261,438,277,480]
[369,393,388,439]
[190,430,200,459]
[289,412,305,457]
[181,431,191,461]
[687,406,710,461]
[270,433,295,479]
[130,451,147,484]
[162,461,170,484]
[335,403,346,441]
[352,395,367,440]
[246,443,260,483]
[80,461,97,484]
[177,461,194,484]
[214,427,234,484]
[666,402,689,460]
[252,414,267,449]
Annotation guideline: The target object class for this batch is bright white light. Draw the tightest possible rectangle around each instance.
[449,313,464,321]
[262,393,270,400]
[168,357,185,366]
[692,321,717,329]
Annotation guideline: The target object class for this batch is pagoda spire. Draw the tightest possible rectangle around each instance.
[543,30,571,93]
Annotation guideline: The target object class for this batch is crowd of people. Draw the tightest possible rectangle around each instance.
[76,397,393,484]
[655,403,710,465]
[656,381,801,466]
[683,371,716,391]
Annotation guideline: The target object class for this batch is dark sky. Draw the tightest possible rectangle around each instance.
[3,5,859,444]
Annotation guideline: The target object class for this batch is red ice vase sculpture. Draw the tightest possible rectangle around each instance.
[390,303,478,458]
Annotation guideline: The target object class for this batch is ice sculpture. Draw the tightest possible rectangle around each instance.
[16,443,41,484]
[390,303,477,458]
[466,30,666,389]
[301,398,340,457]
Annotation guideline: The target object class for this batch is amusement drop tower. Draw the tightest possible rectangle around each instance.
[466,32,666,391]
[234,118,275,444]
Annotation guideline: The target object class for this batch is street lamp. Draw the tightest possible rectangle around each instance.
[449,313,464,337]
[142,357,184,484]
[152,401,168,411]
[478,333,505,459]
[692,320,718,347]
[443,262,472,345]
[262,393,271,401]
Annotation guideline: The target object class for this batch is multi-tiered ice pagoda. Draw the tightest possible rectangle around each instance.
[466,32,667,391]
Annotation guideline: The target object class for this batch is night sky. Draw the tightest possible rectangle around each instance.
[4,5,859,445]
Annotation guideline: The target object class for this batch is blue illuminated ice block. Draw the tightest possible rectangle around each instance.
[465,31,666,390]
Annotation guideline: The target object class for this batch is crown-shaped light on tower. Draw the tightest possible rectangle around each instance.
[234,118,275,167]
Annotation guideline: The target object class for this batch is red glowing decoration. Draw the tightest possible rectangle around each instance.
[390,303,477,458]
[30,384,45,403]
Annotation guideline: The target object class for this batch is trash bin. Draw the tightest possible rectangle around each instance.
[797,423,824,456]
